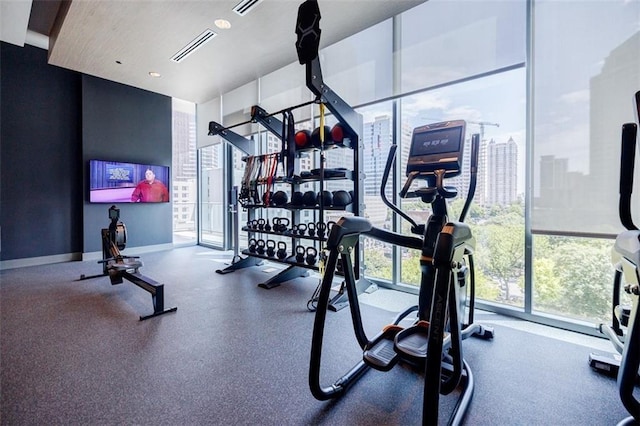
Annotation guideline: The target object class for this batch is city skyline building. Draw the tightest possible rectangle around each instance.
[487,137,518,206]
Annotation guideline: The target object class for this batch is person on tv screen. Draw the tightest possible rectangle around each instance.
[130,169,169,202]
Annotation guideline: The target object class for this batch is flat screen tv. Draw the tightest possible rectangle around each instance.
[89,160,170,203]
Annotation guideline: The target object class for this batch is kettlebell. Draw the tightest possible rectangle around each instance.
[307,222,316,237]
[306,246,318,265]
[256,239,266,255]
[266,240,276,257]
[257,218,266,231]
[316,222,327,239]
[276,241,288,260]
[336,257,344,273]
[296,223,307,236]
[303,190,317,207]
[264,219,271,232]
[248,238,257,253]
[251,219,259,230]
[295,245,306,263]
[276,217,289,233]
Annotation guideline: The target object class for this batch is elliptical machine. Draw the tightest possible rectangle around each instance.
[309,120,494,424]
[589,91,640,424]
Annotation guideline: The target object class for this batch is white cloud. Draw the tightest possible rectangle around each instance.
[560,89,590,105]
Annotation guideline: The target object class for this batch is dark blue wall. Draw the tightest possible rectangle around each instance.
[0,43,82,260]
[82,75,172,252]
[0,42,173,260]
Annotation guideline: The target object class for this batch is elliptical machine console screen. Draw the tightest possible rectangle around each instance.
[406,120,466,177]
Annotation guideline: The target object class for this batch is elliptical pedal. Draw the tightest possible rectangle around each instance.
[363,325,402,371]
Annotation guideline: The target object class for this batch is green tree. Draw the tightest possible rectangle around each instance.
[542,238,615,322]
[475,223,524,302]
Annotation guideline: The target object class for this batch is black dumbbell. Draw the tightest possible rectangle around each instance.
[276,241,288,260]
[306,246,318,265]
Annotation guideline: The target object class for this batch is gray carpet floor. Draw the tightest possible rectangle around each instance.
[0,245,631,425]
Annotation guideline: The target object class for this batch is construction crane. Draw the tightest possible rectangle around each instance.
[467,120,500,143]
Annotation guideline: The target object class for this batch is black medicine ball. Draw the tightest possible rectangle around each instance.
[303,190,317,207]
[332,190,352,208]
[317,190,333,206]
[271,190,288,206]
[311,125,333,148]
[291,191,304,206]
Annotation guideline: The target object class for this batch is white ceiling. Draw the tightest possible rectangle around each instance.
[2,0,425,104]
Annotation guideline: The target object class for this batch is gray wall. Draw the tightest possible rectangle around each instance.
[0,42,173,261]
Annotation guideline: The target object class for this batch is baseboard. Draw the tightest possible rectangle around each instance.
[0,243,176,270]
[0,252,82,270]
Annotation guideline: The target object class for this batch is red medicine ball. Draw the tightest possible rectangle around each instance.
[295,130,311,148]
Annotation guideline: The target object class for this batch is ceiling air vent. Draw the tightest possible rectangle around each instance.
[233,0,263,16]
[170,29,217,63]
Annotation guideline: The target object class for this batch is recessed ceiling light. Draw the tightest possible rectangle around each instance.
[149,72,161,78]
[214,19,231,30]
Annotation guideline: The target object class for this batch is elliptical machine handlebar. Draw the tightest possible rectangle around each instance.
[380,145,420,232]
[619,123,638,231]
[459,134,480,223]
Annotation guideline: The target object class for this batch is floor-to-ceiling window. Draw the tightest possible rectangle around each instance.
[195,0,640,333]
[531,0,640,325]
[172,98,197,245]
[397,68,526,308]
